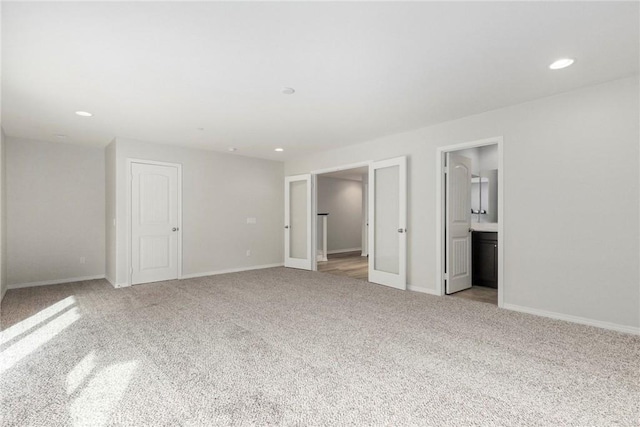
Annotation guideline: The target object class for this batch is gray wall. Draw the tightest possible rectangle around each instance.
[317,176,362,253]
[113,138,284,285]
[6,137,106,285]
[286,76,640,330]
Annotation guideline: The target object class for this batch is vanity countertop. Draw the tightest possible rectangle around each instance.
[471,222,498,232]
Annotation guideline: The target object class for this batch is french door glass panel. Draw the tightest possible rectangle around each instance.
[289,180,308,260]
[374,166,400,274]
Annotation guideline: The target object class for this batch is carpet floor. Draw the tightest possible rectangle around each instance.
[1,267,638,426]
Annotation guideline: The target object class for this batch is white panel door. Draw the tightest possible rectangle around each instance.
[368,157,407,289]
[445,153,472,294]
[131,162,179,285]
[284,174,312,270]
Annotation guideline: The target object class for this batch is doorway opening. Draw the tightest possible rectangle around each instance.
[314,166,369,281]
[285,157,406,290]
[436,138,504,306]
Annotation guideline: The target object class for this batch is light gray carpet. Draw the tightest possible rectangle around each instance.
[1,267,638,426]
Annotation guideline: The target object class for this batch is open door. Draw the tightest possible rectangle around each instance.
[445,153,472,294]
[368,157,406,289]
[284,174,312,270]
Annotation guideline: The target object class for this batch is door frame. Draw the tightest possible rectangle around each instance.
[310,161,372,272]
[435,137,504,307]
[126,158,183,287]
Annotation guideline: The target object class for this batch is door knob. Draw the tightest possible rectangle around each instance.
[284,225,289,229]
[398,228,406,233]
[172,227,178,232]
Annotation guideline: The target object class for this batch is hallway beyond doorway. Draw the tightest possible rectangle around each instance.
[317,251,367,281]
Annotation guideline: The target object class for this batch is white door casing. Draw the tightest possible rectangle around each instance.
[368,156,407,289]
[131,162,180,285]
[445,153,472,294]
[361,181,369,257]
[284,174,313,270]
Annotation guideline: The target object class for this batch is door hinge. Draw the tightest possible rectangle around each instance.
[444,166,449,174]
[443,273,449,280]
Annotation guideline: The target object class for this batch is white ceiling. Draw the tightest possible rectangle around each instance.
[2,2,638,161]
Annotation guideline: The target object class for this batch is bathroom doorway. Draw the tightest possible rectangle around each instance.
[436,137,504,306]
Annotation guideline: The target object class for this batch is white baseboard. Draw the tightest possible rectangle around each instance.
[502,303,639,335]
[407,284,440,295]
[327,247,362,255]
[104,276,128,289]
[8,274,106,290]
[181,263,284,280]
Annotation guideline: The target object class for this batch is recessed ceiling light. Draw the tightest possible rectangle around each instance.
[275,148,284,152]
[549,58,575,70]
[281,87,295,95]
[75,111,93,117]
[54,134,66,138]
[228,147,237,152]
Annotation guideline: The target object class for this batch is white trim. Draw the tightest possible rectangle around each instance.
[503,303,640,336]
[312,174,318,271]
[310,161,372,176]
[407,284,440,295]
[181,263,284,279]
[126,158,183,287]
[327,247,362,255]
[361,181,369,257]
[435,137,505,307]
[318,214,328,262]
[104,276,127,289]
[311,161,373,273]
[8,275,106,290]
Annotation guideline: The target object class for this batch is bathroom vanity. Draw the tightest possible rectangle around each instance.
[472,230,498,288]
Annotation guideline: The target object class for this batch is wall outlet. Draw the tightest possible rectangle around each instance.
[246,250,251,257]
[80,257,86,264]
[246,217,257,224]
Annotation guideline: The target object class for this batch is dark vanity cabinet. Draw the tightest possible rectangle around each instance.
[472,231,498,288]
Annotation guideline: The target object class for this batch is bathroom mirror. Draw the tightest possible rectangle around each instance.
[471,169,498,223]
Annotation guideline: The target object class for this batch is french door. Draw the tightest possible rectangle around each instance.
[368,157,407,289]
[284,174,313,270]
